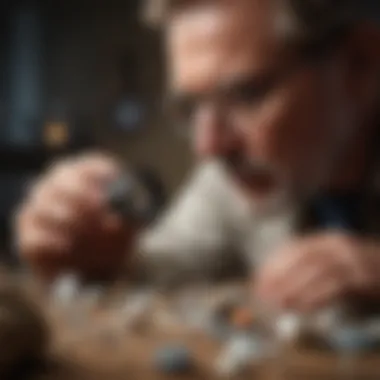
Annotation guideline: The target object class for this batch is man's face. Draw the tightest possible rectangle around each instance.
[166,0,356,204]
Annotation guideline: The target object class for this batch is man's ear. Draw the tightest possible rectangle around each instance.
[343,23,380,116]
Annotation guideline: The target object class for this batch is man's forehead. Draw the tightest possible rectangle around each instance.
[166,0,282,93]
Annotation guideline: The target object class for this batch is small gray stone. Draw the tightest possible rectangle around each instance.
[206,319,233,341]
[154,345,194,374]
[51,273,80,307]
[328,327,380,352]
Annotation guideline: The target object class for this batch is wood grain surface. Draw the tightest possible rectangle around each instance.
[25,283,380,380]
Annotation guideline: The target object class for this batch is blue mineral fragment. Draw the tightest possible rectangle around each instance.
[328,327,380,353]
[154,345,193,374]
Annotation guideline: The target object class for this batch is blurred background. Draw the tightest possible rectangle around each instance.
[0,0,192,252]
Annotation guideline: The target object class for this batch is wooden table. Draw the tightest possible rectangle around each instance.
[25,284,380,380]
[34,329,380,380]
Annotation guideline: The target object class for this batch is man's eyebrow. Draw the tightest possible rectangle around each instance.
[218,70,270,91]
[168,68,273,99]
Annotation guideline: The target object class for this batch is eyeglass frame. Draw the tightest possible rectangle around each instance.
[163,25,352,139]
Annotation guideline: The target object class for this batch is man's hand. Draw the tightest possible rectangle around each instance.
[255,233,380,313]
[14,153,138,282]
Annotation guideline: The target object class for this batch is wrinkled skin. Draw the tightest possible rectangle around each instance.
[167,0,380,311]
[15,154,137,282]
[15,0,380,311]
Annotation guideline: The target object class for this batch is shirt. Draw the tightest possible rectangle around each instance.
[136,160,300,284]
[133,158,380,329]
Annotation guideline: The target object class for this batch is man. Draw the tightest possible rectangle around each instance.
[14,0,380,313]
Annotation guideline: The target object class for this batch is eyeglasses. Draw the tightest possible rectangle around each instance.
[165,63,301,139]
[165,28,350,139]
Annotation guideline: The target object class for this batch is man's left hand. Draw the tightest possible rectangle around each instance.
[255,233,380,313]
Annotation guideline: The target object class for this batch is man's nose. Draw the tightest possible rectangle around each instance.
[193,104,238,157]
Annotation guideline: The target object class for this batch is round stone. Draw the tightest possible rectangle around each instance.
[154,345,193,374]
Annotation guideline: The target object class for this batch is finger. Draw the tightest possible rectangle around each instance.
[47,164,107,202]
[257,234,350,299]
[24,196,93,236]
[70,153,121,186]
[15,204,70,245]
[28,154,122,222]
[257,240,312,293]
[297,276,343,313]
[256,246,324,301]
[354,243,380,291]
[36,181,103,216]
[42,153,119,194]
[30,171,110,225]
[261,234,345,280]
[27,195,125,238]
[270,264,326,310]
[17,222,72,261]
[21,175,129,252]
[279,260,346,312]
[46,152,120,178]
[327,235,366,290]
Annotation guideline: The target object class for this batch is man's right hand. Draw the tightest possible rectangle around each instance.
[14,153,139,282]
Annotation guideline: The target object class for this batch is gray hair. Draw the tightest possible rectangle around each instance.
[143,0,380,52]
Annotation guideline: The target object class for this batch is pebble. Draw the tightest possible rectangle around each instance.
[81,286,104,310]
[51,273,80,307]
[123,290,154,330]
[215,334,263,377]
[154,345,194,374]
[207,304,238,341]
[275,313,302,342]
[207,320,233,341]
[176,297,210,330]
[328,327,380,353]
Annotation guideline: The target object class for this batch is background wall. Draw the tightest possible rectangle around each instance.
[0,0,192,251]
[47,0,192,194]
